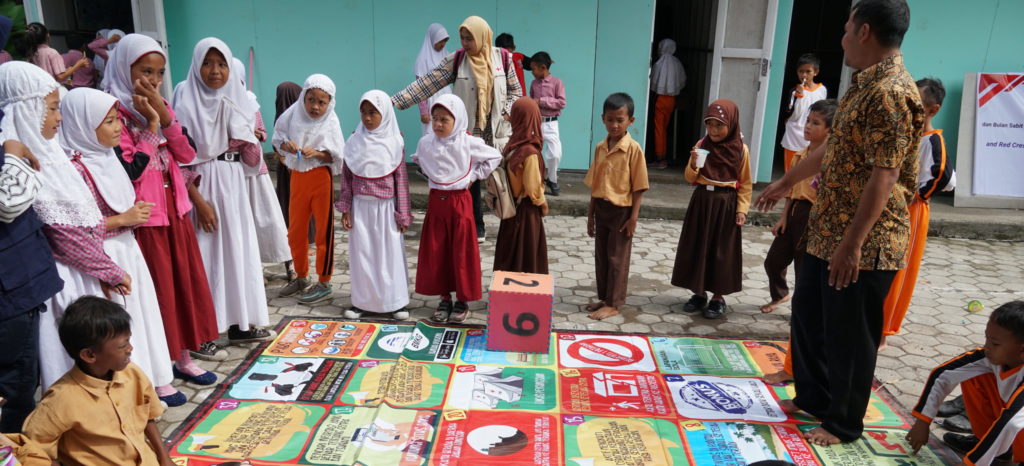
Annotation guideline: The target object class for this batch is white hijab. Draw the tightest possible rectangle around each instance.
[650,38,686,96]
[271,74,345,164]
[0,62,103,227]
[345,90,403,178]
[414,23,449,77]
[415,93,491,184]
[231,57,260,110]
[101,33,165,124]
[58,87,135,214]
[173,37,259,163]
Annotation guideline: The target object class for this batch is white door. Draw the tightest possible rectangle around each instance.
[707,0,778,177]
[131,0,173,96]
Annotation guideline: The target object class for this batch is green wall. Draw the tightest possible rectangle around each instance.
[901,0,1024,167]
[163,0,654,171]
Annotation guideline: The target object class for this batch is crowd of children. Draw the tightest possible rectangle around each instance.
[0,5,1001,465]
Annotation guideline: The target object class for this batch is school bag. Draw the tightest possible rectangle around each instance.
[484,160,519,220]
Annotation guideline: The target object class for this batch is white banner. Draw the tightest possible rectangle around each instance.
[973,73,1024,197]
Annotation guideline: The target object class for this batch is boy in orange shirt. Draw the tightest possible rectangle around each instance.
[23,297,172,466]
[583,93,649,321]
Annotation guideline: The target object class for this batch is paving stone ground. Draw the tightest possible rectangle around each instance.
[158,212,1024,445]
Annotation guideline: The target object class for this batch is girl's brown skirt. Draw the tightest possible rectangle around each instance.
[494,202,548,274]
[671,186,742,295]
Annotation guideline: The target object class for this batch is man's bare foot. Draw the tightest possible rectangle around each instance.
[878,335,888,352]
[804,426,842,446]
[760,295,791,313]
[589,306,620,320]
[778,399,802,414]
[762,370,794,385]
[585,301,605,312]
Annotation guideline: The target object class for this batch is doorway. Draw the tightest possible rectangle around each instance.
[36,0,134,51]
[769,0,851,178]
[646,0,717,170]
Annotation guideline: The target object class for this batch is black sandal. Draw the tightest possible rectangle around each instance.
[449,301,470,323]
[432,300,453,323]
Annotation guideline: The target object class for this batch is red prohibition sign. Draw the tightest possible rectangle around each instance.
[566,338,644,367]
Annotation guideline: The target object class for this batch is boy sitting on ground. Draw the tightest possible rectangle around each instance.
[907,301,1024,465]
[23,296,173,466]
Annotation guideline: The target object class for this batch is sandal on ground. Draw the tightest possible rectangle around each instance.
[432,300,453,323]
[449,301,470,323]
[343,307,364,319]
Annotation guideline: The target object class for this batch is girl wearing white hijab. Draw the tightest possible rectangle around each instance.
[58,87,189,405]
[393,15,522,242]
[231,57,292,269]
[272,74,345,304]
[172,37,273,345]
[0,62,129,389]
[649,38,686,168]
[412,94,500,323]
[103,33,225,368]
[336,90,412,320]
[413,23,451,135]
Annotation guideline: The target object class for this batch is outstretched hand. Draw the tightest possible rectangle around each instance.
[754,181,789,212]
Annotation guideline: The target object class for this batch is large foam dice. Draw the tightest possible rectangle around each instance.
[485,271,554,353]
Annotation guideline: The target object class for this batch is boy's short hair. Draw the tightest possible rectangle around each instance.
[59,296,132,363]
[916,77,946,107]
[808,99,839,128]
[531,51,553,69]
[851,0,910,48]
[603,92,634,117]
[991,301,1024,343]
[796,53,821,70]
[495,33,515,49]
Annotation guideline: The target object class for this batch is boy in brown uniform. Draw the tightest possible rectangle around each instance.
[23,297,172,465]
[584,93,649,321]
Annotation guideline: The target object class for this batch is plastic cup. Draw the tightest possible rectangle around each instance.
[694,149,709,168]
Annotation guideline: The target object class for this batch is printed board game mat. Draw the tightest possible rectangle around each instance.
[165,317,959,465]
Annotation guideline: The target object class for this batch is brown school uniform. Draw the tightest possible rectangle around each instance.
[23,363,164,466]
[494,153,549,274]
[763,147,817,301]
[672,99,753,296]
[583,132,649,307]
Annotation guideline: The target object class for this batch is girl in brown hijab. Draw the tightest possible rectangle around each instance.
[493,98,548,274]
[671,99,753,319]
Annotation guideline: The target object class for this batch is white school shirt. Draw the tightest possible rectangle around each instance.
[781,83,827,151]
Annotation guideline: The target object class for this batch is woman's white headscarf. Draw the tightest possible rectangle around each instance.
[650,38,686,96]
[271,74,345,166]
[0,62,103,227]
[415,93,493,185]
[414,23,449,77]
[344,90,403,178]
[172,37,259,163]
[101,33,165,123]
[58,87,135,214]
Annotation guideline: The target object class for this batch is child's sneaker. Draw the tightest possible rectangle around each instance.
[942,433,979,455]
[681,294,708,313]
[228,325,277,343]
[545,179,561,196]
[343,307,364,319]
[391,309,410,320]
[190,341,228,361]
[298,282,333,305]
[703,298,728,319]
[279,277,310,297]
[937,394,965,417]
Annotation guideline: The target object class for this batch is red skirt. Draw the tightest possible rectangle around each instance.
[135,183,219,354]
[415,189,482,302]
